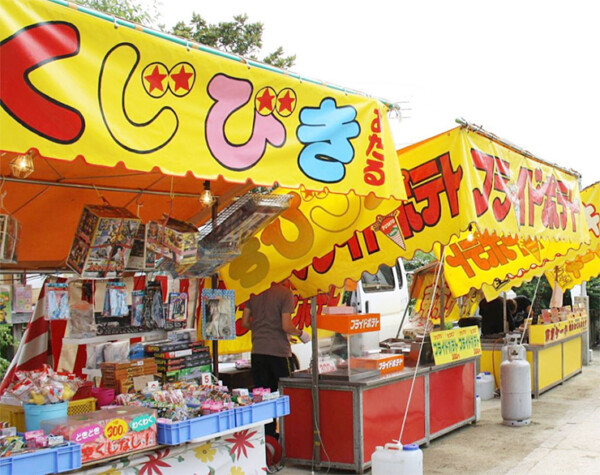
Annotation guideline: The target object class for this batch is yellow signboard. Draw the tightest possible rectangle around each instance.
[269,127,588,300]
[0,0,404,200]
[528,316,588,345]
[545,183,600,291]
[430,326,482,365]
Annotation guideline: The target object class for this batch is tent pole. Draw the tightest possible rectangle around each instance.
[439,259,446,330]
[310,296,321,468]
[211,201,219,380]
[503,292,508,334]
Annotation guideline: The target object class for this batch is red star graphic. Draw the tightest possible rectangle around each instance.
[278,90,296,113]
[144,65,167,93]
[257,88,275,112]
[170,65,193,92]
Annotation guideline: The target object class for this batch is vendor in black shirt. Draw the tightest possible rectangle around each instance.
[480,297,517,336]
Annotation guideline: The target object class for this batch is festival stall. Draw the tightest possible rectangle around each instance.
[279,123,589,471]
[0,1,408,473]
[479,182,600,397]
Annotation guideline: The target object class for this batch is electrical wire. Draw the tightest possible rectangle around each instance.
[398,249,446,445]
[520,277,542,346]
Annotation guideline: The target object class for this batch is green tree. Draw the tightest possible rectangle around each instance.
[75,2,295,69]
[76,0,160,26]
[0,325,14,380]
[171,14,296,69]
[402,251,436,273]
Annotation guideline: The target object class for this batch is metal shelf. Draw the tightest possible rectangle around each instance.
[62,330,167,345]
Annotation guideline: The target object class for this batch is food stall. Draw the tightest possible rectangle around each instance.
[479,182,600,397]
[0,1,408,473]
[279,123,589,471]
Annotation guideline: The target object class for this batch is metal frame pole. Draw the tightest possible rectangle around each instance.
[310,297,321,468]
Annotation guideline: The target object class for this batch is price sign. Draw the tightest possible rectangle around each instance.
[131,414,156,432]
[201,373,213,385]
[104,418,128,440]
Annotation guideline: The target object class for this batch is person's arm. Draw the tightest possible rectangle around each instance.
[241,307,252,329]
[281,312,310,343]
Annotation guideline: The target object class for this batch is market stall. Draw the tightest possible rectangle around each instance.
[0,1,408,473]
[279,123,589,471]
[478,182,600,396]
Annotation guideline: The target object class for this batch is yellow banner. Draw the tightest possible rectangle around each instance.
[0,0,404,199]
[411,264,461,323]
[545,183,600,291]
[394,127,587,257]
[430,326,482,365]
[220,188,401,304]
[528,316,588,345]
[279,127,588,301]
[441,231,578,300]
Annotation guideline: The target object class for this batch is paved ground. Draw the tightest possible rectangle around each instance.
[279,348,600,474]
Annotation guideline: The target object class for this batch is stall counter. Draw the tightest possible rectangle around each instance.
[480,330,587,398]
[72,422,268,474]
[279,357,478,472]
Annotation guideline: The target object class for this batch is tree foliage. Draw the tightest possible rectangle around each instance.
[402,251,436,273]
[171,14,295,69]
[74,2,296,69]
[76,0,160,26]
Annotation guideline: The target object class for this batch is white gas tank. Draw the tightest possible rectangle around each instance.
[500,344,532,426]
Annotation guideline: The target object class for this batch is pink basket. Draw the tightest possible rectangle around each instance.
[91,387,115,407]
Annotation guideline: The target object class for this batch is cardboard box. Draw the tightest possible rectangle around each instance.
[0,214,20,264]
[146,217,198,268]
[66,205,141,278]
[127,223,157,271]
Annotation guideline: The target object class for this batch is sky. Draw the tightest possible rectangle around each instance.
[147,0,600,187]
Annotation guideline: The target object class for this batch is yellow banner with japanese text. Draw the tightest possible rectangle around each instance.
[270,127,587,300]
[545,183,600,291]
[528,316,588,345]
[430,326,482,365]
[0,0,404,199]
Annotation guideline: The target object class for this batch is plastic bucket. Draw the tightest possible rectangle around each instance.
[371,443,423,474]
[24,401,68,431]
[475,372,495,401]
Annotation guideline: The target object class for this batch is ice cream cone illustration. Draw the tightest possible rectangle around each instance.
[374,212,406,250]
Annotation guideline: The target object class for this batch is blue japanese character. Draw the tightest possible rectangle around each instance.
[297,98,360,183]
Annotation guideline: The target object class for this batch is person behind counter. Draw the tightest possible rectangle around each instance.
[512,295,533,327]
[241,281,310,438]
[480,297,517,336]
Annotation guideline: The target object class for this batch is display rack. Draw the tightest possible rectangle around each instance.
[62,330,167,345]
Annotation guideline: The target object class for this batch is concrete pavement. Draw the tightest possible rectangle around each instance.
[280,348,600,474]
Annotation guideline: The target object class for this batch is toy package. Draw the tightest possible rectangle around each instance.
[142,282,165,329]
[66,205,141,278]
[146,216,198,270]
[102,282,128,318]
[131,290,145,327]
[0,214,21,264]
[44,283,69,320]
[13,284,32,313]
[168,292,188,322]
[127,224,158,271]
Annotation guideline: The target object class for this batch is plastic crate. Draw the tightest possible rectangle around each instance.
[234,396,290,427]
[157,409,236,445]
[0,405,25,432]
[0,442,81,475]
[67,397,96,416]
